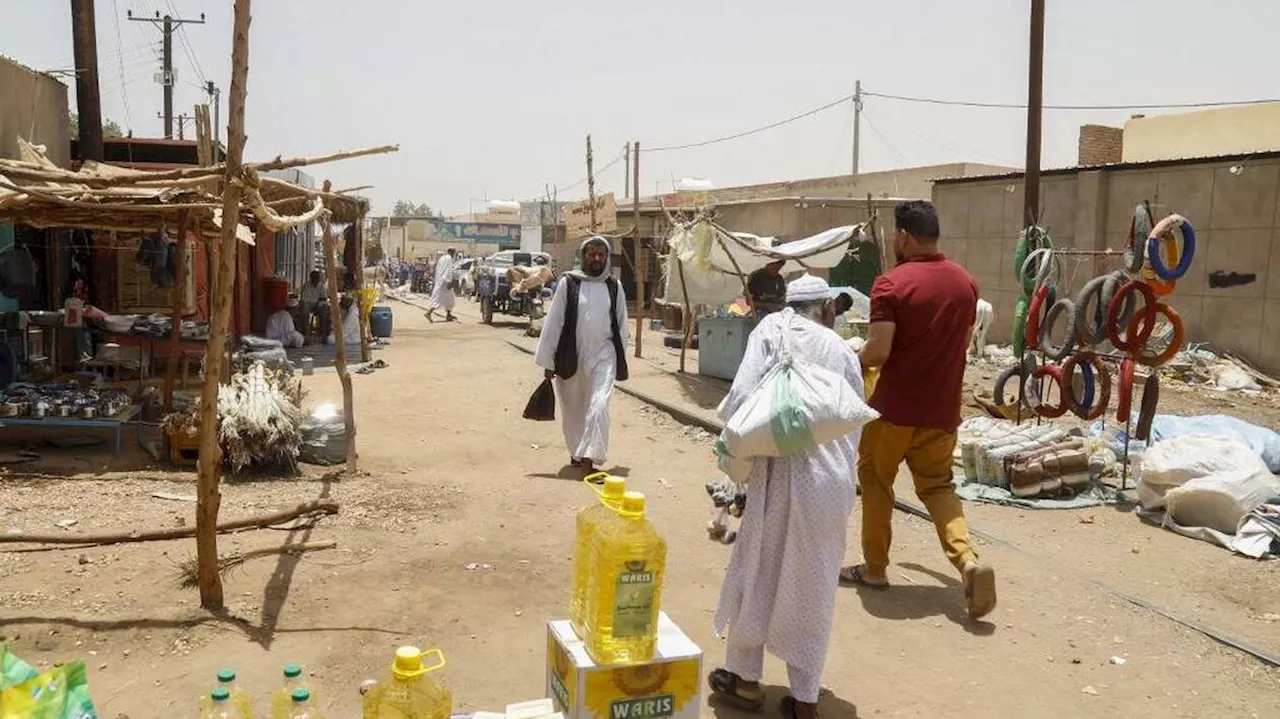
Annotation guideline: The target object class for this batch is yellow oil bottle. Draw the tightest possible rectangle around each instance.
[199,668,253,718]
[582,491,667,664]
[269,664,312,719]
[570,473,627,639]
[362,646,451,719]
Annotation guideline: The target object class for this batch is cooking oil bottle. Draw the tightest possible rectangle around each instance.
[270,664,312,719]
[582,491,667,664]
[203,688,238,719]
[570,473,627,638]
[362,646,451,719]
[284,688,323,719]
[199,668,253,717]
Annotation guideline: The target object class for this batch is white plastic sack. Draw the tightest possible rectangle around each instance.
[720,342,878,459]
[1137,434,1280,534]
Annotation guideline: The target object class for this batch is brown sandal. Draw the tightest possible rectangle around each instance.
[708,669,765,712]
[780,696,819,719]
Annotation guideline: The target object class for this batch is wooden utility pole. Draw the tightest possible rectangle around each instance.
[632,141,643,358]
[194,0,250,612]
[70,0,104,162]
[1024,0,1046,225]
[586,135,597,232]
[852,80,862,179]
[128,8,205,139]
[321,180,357,474]
[623,143,630,199]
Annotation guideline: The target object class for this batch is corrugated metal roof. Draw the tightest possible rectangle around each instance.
[933,149,1280,185]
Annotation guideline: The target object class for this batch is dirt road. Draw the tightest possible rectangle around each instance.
[1,305,1277,718]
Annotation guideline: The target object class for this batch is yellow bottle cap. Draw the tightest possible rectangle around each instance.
[392,646,426,678]
[621,491,646,518]
[602,476,626,500]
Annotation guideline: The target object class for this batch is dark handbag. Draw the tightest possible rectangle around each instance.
[523,377,556,421]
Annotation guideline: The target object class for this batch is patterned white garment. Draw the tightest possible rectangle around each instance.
[534,278,629,463]
[714,308,864,698]
[430,254,456,310]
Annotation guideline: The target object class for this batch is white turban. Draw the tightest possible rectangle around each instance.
[785,273,831,303]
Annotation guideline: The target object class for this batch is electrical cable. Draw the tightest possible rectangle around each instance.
[643,93,854,153]
[864,89,1280,111]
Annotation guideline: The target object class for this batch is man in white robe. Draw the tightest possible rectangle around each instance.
[426,248,457,322]
[266,296,305,348]
[327,295,361,346]
[534,237,628,479]
[710,274,865,719]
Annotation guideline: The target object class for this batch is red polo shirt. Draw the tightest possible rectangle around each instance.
[867,253,978,431]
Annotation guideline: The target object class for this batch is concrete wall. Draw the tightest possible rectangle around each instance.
[933,157,1280,371]
[1078,125,1123,166]
[1123,103,1280,163]
[0,57,70,167]
[702,163,1017,204]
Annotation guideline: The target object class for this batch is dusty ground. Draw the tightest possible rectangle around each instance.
[1,303,1278,718]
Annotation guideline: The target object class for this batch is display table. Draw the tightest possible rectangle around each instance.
[0,405,139,455]
[697,316,757,381]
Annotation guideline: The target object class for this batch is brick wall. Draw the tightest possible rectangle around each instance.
[1078,125,1124,166]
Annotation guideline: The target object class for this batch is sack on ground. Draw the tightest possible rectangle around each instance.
[298,415,346,466]
[720,352,878,458]
[523,378,556,421]
[1138,434,1280,534]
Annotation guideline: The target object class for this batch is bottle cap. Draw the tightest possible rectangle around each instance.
[211,687,231,702]
[291,688,311,703]
[216,669,236,683]
[283,664,302,678]
[601,475,626,500]
[621,491,646,517]
[392,646,425,678]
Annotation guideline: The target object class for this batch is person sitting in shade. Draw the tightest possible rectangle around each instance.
[266,296,305,348]
[327,295,361,347]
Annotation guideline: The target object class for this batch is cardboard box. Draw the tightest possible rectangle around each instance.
[546,613,702,719]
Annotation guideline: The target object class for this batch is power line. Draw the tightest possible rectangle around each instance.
[166,0,208,86]
[860,110,909,167]
[644,93,855,152]
[863,89,1280,111]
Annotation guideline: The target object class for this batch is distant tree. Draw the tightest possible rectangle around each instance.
[68,113,125,138]
[392,200,432,217]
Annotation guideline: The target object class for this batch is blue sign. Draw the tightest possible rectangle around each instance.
[429,220,520,244]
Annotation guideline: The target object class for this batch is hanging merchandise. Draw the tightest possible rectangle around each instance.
[1024,364,1068,419]
[1011,294,1029,359]
[1124,203,1154,273]
[1013,226,1054,293]
[1106,280,1158,352]
[1146,214,1197,282]
[1127,302,1185,367]
[1023,284,1050,352]
[1072,273,1110,345]
[1134,372,1161,441]
[1061,352,1111,421]
[1115,358,1136,423]
[1038,298,1077,361]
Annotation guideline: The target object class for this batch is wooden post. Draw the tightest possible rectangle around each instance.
[676,257,692,374]
[195,0,252,611]
[322,181,357,474]
[353,216,371,363]
[586,135,597,232]
[867,193,886,273]
[163,212,190,413]
[632,141,643,358]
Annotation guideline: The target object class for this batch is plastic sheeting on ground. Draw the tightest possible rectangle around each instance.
[662,220,861,306]
[1148,414,1280,473]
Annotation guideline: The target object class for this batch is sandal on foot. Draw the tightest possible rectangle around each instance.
[839,565,889,589]
[964,564,997,619]
[780,696,819,719]
[708,669,765,712]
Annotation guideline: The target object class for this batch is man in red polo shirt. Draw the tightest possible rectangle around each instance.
[840,200,997,620]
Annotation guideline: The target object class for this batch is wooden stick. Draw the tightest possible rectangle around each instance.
[0,178,222,211]
[633,141,643,359]
[676,257,692,373]
[322,180,358,474]
[163,212,191,413]
[356,212,372,363]
[0,501,339,547]
[195,0,253,612]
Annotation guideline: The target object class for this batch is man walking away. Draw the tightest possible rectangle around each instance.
[426,248,458,323]
[710,274,865,719]
[841,200,996,619]
[534,236,629,479]
[746,259,786,316]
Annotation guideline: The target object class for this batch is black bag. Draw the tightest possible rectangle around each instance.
[523,378,556,421]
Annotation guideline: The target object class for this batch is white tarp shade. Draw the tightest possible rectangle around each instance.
[663,220,861,306]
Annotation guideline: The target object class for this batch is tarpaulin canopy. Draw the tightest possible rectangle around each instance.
[662,219,863,306]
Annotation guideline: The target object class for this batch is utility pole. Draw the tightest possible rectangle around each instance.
[623,142,630,199]
[632,141,643,358]
[70,0,104,162]
[852,79,862,179]
[159,112,193,140]
[1024,0,1045,226]
[205,80,221,149]
[129,9,205,139]
[586,134,597,232]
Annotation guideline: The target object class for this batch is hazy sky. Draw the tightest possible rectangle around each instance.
[5,1,1279,216]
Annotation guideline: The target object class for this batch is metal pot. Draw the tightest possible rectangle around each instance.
[80,406,98,419]
[55,405,75,418]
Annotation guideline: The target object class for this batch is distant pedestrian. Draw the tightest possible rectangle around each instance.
[841,200,996,620]
[534,236,629,479]
[426,248,458,323]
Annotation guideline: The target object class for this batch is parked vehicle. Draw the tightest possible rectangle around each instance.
[452,258,477,298]
[475,251,555,326]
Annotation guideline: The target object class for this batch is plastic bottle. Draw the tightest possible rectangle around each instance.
[204,687,236,719]
[570,474,627,638]
[362,646,451,719]
[199,669,252,718]
[582,491,668,664]
[285,688,323,719]
[270,664,310,719]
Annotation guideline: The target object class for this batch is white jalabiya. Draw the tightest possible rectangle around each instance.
[327,305,361,346]
[534,279,629,464]
[265,309,304,348]
[430,255,456,311]
[714,308,864,704]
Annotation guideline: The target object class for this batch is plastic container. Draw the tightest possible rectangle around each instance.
[284,688,323,719]
[362,646,451,719]
[199,668,252,717]
[270,664,312,719]
[582,491,667,664]
[369,306,394,338]
[570,474,627,638]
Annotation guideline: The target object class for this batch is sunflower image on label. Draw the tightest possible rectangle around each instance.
[613,560,656,638]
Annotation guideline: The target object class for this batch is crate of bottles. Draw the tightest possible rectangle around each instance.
[546,613,702,719]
